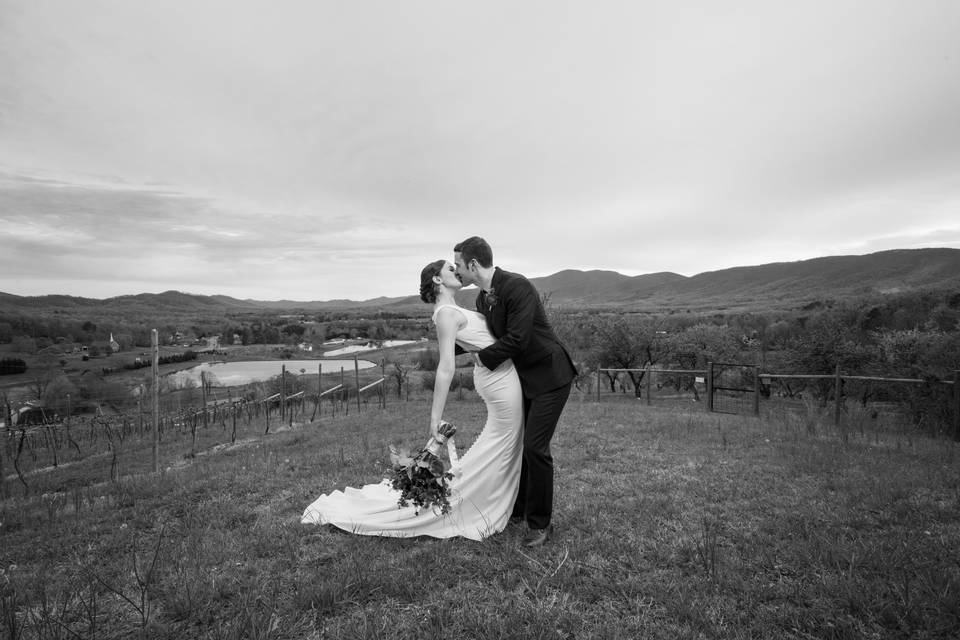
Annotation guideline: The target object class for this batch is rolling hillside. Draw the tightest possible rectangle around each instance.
[529,248,960,311]
[2,248,959,314]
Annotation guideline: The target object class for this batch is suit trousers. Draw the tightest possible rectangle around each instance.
[512,381,572,530]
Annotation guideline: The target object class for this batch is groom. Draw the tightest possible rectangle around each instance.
[453,236,577,547]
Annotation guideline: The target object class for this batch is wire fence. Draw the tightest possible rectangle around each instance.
[4,347,958,499]
[595,363,960,438]
[1,353,395,498]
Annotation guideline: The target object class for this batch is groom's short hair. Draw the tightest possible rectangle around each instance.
[454,236,493,268]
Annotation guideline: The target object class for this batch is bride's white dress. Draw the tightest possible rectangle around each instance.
[300,304,523,541]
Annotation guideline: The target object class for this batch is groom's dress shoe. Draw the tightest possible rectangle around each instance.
[522,525,553,548]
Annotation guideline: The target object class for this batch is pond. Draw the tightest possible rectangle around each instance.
[168,359,378,387]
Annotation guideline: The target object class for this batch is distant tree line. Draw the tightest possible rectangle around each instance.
[121,350,200,371]
[547,288,960,432]
[0,309,435,352]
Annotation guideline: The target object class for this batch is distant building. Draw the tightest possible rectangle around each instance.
[108,333,120,352]
[11,401,51,426]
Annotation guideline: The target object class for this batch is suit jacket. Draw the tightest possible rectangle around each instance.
[475,267,577,398]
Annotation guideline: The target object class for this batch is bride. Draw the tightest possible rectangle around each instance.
[300,259,523,540]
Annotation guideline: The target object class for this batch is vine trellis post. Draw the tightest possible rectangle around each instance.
[954,370,960,440]
[151,328,159,474]
[354,354,361,412]
[281,364,286,420]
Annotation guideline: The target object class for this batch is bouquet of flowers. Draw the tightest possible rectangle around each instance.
[387,421,457,515]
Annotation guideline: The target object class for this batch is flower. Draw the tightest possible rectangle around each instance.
[386,421,457,515]
[485,287,498,311]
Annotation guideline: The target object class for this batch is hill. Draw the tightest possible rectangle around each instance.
[1,248,959,315]
[528,248,960,311]
[661,247,960,311]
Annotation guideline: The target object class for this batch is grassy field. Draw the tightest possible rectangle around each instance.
[1,392,959,639]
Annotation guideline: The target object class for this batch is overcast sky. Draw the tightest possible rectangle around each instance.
[2,1,959,302]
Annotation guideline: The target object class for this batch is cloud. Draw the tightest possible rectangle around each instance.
[0,168,443,299]
[1,1,959,299]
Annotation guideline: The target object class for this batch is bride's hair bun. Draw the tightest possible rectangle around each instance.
[419,259,446,304]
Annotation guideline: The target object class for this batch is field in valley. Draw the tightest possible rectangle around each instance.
[1,392,959,639]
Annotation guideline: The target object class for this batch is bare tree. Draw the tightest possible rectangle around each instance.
[28,355,61,402]
[590,314,667,397]
[388,358,420,400]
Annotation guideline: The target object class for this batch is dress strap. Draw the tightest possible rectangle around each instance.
[431,304,463,322]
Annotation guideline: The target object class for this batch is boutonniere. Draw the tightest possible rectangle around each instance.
[485,287,498,311]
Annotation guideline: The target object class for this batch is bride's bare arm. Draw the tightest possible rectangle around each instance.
[429,307,462,436]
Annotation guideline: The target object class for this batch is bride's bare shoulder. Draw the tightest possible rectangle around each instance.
[433,305,467,326]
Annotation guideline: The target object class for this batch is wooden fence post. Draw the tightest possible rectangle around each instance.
[596,369,601,403]
[753,365,760,416]
[315,362,322,423]
[281,364,286,420]
[151,329,159,474]
[645,363,652,406]
[264,397,270,434]
[47,424,59,468]
[202,371,208,429]
[195,371,204,457]
[354,355,361,412]
[706,362,714,412]
[381,359,386,408]
[953,370,960,442]
[0,409,5,498]
[229,389,237,443]
[834,363,842,428]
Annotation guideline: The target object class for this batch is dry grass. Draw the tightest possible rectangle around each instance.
[2,393,959,639]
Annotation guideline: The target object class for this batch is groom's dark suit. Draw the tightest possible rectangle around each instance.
[475,267,576,531]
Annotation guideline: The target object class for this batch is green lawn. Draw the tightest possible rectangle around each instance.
[2,394,959,639]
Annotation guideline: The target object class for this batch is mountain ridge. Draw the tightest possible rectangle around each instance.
[2,248,959,314]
